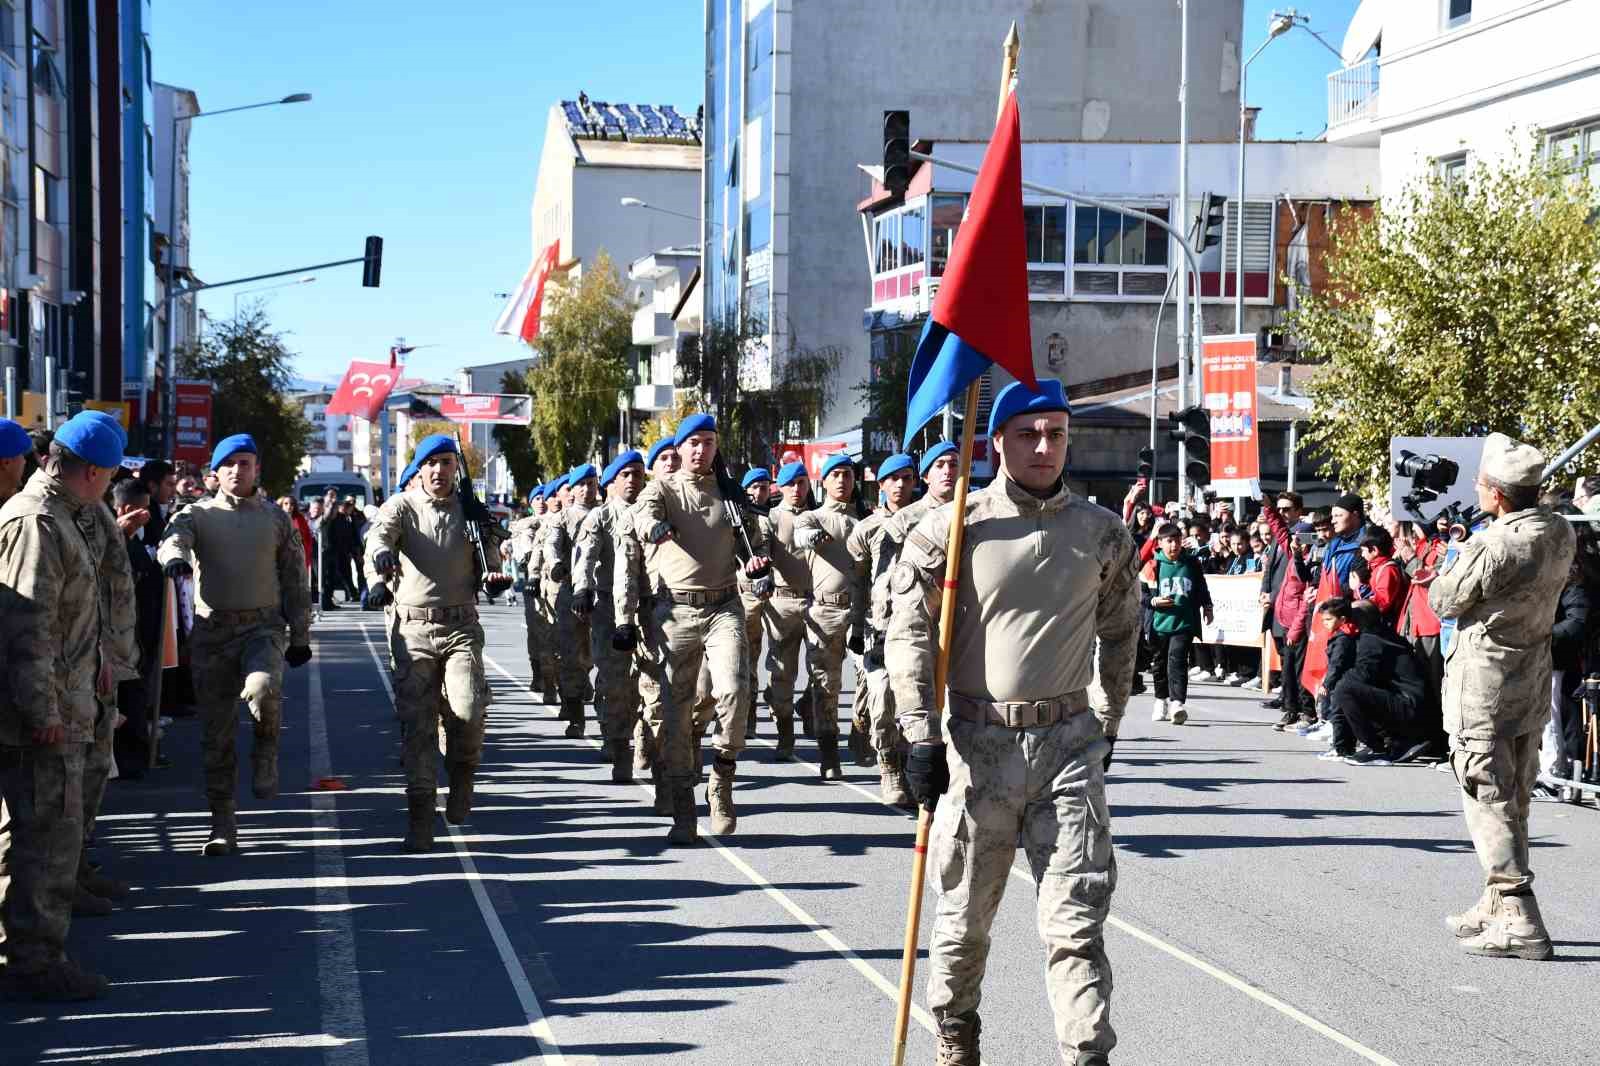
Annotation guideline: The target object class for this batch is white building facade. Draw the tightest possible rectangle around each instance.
[627,245,700,417]
[1326,0,1600,191]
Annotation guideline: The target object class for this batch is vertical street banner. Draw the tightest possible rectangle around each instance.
[173,380,214,468]
[1200,333,1260,496]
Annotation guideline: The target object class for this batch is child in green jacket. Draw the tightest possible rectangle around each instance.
[1142,523,1215,724]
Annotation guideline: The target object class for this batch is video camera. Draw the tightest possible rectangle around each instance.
[1395,449,1461,523]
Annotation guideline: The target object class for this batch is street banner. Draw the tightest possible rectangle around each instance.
[325,360,405,421]
[1200,333,1260,496]
[494,239,562,343]
[779,440,853,484]
[436,393,534,425]
[173,380,214,468]
[1199,574,1266,649]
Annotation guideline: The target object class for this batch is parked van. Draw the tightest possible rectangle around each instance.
[292,471,374,508]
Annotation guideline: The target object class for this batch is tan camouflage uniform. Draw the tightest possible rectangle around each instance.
[612,502,668,793]
[735,514,775,737]
[575,497,640,764]
[762,500,813,746]
[886,477,1139,1061]
[845,506,912,791]
[509,513,553,694]
[525,508,562,698]
[158,490,310,821]
[544,503,594,725]
[0,473,136,978]
[793,499,863,747]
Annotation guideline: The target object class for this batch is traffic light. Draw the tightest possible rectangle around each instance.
[1167,405,1212,485]
[1195,193,1226,251]
[1137,447,1154,479]
[882,110,911,194]
[362,235,384,288]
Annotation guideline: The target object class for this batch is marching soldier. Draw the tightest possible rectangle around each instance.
[793,452,865,780]
[763,462,813,760]
[0,412,134,1000]
[527,479,564,703]
[508,485,548,693]
[632,414,771,844]
[575,450,646,780]
[158,434,312,858]
[886,381,1138,1066]
[845,452,918,804]
[1430,432,1575,960]
[365,434,508,852]
[738,467,775,739]
[620,437,681,810]
[547,465,599,736]
[889,440,959,539]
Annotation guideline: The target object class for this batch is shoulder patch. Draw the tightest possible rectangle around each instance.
[890,561,918,595]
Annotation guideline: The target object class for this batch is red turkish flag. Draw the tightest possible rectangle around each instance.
[325,360,404,421]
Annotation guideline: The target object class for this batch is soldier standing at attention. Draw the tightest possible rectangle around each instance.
[845,452,918,804]
[158,434,312,858]
[763,462,813,760]
[737,467,775,740]
[632,414,770,844]
[1430,432,1575,960]
[365,434,506,852]
[793,452,865,781]
[547,465,599,738]
[887,380,1139,1066]
[0,412,132,1000]
[575,450,646,780]
[509,485,547,693]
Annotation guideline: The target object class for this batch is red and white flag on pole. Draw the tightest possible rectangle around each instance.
[493,239,561,342]
[325,360,404,421]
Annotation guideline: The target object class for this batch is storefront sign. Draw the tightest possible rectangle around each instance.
[173,380,214,468]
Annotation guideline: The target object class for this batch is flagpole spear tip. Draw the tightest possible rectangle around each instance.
[1004,21,1020,50]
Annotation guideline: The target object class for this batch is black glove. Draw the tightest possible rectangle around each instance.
[1103,735,1117,773]
[573,589,595,617]
[483,573,513,593]
[365,582,393,609]
[645,520,675,545]
[751,573,774,598]
[372,550,398,578]
[549,561,570,583]
[847,626,865,655]
[284,645,313,669]
[612,623,639,652]
[163,559,192,580]
[904,741,950,812]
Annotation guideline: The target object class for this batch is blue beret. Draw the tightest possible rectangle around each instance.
[819,452,854,481]
[55,411,125,469]
[0,418,27,459]
[741,467,771,489]
[209,433,257,470]
[645,438,676,469]
[775,461,807,487]
[877,453,915,481]
[919,441,957,475]
[528,484,545,502]
[550,478,567,495]
[567,463,598,489]
[987,378,1071,439]
[673,412,716,447]
[413,433,458,466]
[601,450,644,489]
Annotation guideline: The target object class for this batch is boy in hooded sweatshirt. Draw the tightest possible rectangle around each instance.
[1143,523,1214,725]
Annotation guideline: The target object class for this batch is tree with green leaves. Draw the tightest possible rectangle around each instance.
[177,309,314,496]
[409,420,484,476]
[1287,140,1600,494]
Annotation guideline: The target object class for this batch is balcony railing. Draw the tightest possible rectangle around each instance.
[1327,57,1380,132]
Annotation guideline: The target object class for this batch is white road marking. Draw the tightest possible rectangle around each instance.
[307,648,373,1066]
[359,625,566,1064]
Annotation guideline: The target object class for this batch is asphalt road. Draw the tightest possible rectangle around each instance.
[6,600,1598,1065]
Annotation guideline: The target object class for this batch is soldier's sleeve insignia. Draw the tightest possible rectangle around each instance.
[891,562,918,595]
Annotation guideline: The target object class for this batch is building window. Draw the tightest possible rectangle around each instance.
[928,194,966,276]
[1546,120,1600,188]
[1021,204,1068,295]
[1435,152,1468,189]
[1072,204,1170,298]
[875,213,900,274]
[32,166,61,224]
[899,204,925,266]
[1444,0,1471,30]
[0,3,15,56]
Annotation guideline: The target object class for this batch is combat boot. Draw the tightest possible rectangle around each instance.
[1,958,109,1002]
[251,741,279,800]
[611,742,634,784]
[444,764,475,825]
[935,1013,980,1066]
[1446,886,1499,938]
[201,806,236,857]
[666,784,699,846]
[706,756,738,835]
[404,791,437,853]
[849,715,876,766]
[79,864,130,900]
[878,751,913,808]
[745,696,758,738]
[542,680,560,706]
[652,766,672,816]
[800,690,815,737]
[1075,1054,1111,1066]
[773,712,796,761]
[72,883,115,917]
[1461,891,1554,960]
[817,733,843,781]
[634,722,655,773]
[562,699,585,738]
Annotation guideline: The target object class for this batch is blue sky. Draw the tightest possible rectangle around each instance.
[154,0,1357,387]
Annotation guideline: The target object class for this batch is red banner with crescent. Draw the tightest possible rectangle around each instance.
[325,360,404,421]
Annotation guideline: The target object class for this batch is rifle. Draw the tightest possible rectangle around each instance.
[712,453,763,568]
[453,431,509,590]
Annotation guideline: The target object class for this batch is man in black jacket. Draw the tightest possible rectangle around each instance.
[112,479,166,776]
[1319,597,1435,765]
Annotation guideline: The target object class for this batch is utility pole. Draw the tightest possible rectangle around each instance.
[1176,0,1191,507]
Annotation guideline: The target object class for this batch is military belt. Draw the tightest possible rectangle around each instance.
[667,585,736,607]
[395,604,479,624]
[199,606,279,627]
[949,689,1090,729]
[772,586,807,600]
[814,592,851,608]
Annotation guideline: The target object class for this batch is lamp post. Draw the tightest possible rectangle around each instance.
[159,92,311,456]
[232,274,316,320]
[1234,10,1343,331]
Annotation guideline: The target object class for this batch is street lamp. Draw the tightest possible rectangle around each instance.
[158,91,312,455]
[1234,10,1342,330]
[618,196,705,227]
[233,274,316,320]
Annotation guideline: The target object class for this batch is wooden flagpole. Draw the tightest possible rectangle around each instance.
[890,23,1020,1066]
